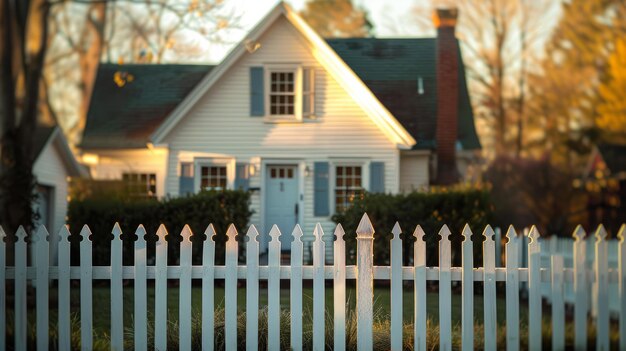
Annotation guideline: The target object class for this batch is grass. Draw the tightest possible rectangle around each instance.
[4,283,620,350]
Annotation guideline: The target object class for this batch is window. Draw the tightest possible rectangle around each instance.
[269,71,295,116]
[335,165,363,212]
[200,165,227,190]
[122,173,156,198]
[269,165,295,179]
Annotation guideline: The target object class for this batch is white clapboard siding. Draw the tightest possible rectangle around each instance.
[333,224,346,351]
[155,224,168,351]
[461,225,474,350]
[268,225,281,350]
[34,226,49,351]
[134,225,148,351]
[312,223,325,351]
[3,216,626,351]
[246,225,260,351]
[505,226,520,351]
[439,225,452,351]
[179,225,193,351]
[527,226,542,351]
[79,225,93,351]
[202,224,216,351]
[413,225,427,351]
[390,222,403,351]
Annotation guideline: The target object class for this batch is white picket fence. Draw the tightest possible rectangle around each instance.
[1,214,625,350]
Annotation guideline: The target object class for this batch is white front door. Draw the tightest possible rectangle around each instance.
[265,165,298,252]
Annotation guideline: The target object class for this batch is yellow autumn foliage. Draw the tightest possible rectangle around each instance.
[597,38,626,137]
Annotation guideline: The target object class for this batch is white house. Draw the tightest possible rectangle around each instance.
[79,4,480,254]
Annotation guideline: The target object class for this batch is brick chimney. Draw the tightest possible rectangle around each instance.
[433,8,460,185]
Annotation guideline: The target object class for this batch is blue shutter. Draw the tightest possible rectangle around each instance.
[250,67,264,116]
[369,162,385,193]
[179,162,194,196]
[235,163,250,191]
[314,162,330,216]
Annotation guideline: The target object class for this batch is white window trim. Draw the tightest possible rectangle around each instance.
[329,159,370,214]
[193,157,236,192]
[264,64,303,122]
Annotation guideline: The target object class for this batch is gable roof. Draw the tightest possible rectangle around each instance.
[35,126,88,177]
[327,38,480,150]
[149,2,416,149]
[81,64,214,149]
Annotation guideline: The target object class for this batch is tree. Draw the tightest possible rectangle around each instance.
[597,37,626,141]
[300,0,371,38]
[1,0,52,234]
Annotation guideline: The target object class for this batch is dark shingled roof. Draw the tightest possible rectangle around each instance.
[34,126,56,159]
[327,38,480,150]
[81,64,214,149]
[598,143,626,174]
[82,39,480,150]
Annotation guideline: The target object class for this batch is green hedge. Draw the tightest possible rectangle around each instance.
[67,190,253,265]
[332,187,493,266]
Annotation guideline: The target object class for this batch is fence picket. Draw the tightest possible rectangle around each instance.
[551,255,565,351]
[202,224,216,351]
[111,223,124,351]
[246,225,260,351]
[268,225,281,350]
[527,226,542,351]
[313,223,326,351]
[14,227,27,350]
[595,225,609,351]
[483,225,497,350]
[617,224,626,350]
[155,224,168,351]
[572,225,587,351]
[333,224,346,351]
[57,226,71,350]
[134,225,147,351]
[34,226,49,351]
[356,214,374,350]
[79,225,93,351]
[505,226,520,351]
[0,227,5,347]
[390,222,403,351]
[461,225,473,350]
[413,225,427,351]
[225,224,239,350]
[179,225,193,351]
[291,225,304,350]
[439,225,452,351]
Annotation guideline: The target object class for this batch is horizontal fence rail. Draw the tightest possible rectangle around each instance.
[1,214,625,350]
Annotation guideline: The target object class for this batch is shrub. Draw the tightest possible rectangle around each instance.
[67,190,253,265]
[332,186,493,266]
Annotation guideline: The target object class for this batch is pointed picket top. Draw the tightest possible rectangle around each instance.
[226,223,238,241]
[79,225,92,242]
[135,224,147,243]
[439,224,451,241]
[483,225,495,242]
[15,225,28,242]
[112,222,122,240]
[247,224,260,243]
[413,225,425,242]
[356,213,374,239]
[595,224,608,241]
[269,224,281,241]
[572,225,586,242]
[461,224,472,241]
[505,225,518,243]
[180,224,192,243]
[32,225,49,243]
[204,223,216,241]
[313,223,324,242]
[528,225,541,243]
[334,223,345,242]
[617,224,626,242]
[0,225,5,241]
[292,224,304,242]
[391,222,402,240]
[156,224,168,242]
[58,225,71,242]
